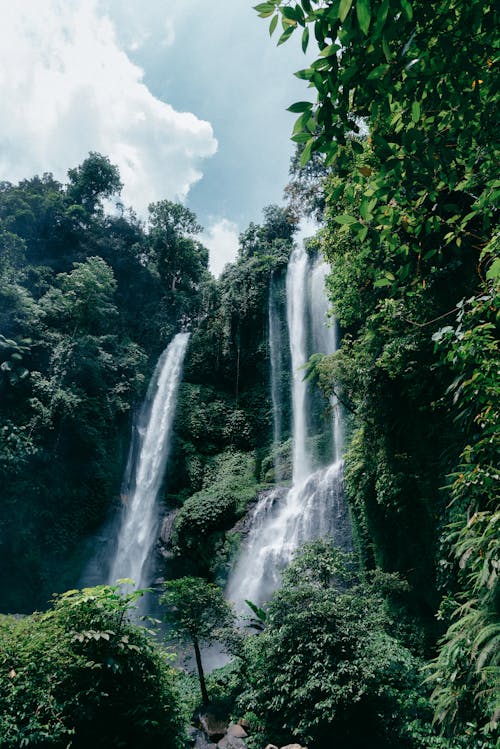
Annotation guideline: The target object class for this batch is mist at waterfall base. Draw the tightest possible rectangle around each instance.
[82,333,189,613]
[226,246,352,615]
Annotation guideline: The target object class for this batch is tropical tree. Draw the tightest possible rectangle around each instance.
[160,576,235,706]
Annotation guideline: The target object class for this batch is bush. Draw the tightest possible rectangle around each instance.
[238,541,444,749]
[0,585,185,748]
[172,450,258,570]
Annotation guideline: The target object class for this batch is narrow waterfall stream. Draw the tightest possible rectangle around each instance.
[226,247,350,614]
[108,332,189,589]
[268,274,285,482]
[286,246,312,483]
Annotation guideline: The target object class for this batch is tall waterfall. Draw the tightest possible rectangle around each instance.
[226,247,350,612]
[108,332,189,589]
[286,246,313,483]
[268,274,285,481]
[309,257,343,462]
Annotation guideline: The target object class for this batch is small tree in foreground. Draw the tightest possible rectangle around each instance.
[161,576,235,707]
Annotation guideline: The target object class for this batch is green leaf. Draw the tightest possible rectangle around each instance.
[278,25,295,45]
[292,110,312,134]
[400,0,413,21]
[320,43,339,57]
[283,6,299,22]
[411,101,421,122]
[382,36,392,62]
[486,258,500,280]
[254,2,276,15]
[287,101,313,114]
[367,63,390,80]
[269,14,279,36]
[253,3,276,15]
[334,214,358,225]
[358,225,369,242]
[302,0,312,12]
[294,68,313,80]
[356,0,371,35]
[299,138,315,166]
[302,26,310,52]
[339,0,354,22]
[374,277,391,287]
[287,101,313,113]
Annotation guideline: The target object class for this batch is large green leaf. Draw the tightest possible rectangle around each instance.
[339,0,354,22]
[356,0,371,35]
[334,214,358,225]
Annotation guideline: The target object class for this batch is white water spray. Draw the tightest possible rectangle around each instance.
[108,332,189,589]
[227,247,350,613]
[286,246,312,483]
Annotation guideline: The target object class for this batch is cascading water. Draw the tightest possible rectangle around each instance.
[107,332,189,589]
[286,246,313,482]
[309,257,343,462]
[226,247,351,613]
[268,274,285,481]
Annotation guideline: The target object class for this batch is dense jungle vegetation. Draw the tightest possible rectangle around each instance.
[0,0,498,747]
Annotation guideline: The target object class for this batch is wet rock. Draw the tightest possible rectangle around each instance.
[263,744,279,749]
[281,744,308,749]
[160,509,178,544]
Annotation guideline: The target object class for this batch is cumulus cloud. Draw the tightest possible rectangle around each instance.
[201,219,240,278]
[0,0,217,214]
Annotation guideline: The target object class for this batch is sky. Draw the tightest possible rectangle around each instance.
[0,0,313,275]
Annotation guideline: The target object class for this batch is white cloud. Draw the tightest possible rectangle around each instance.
[202,218,240,278]
[0,0,217,214]
[163,18,175,47]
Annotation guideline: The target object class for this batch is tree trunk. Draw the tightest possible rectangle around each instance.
[193,639,209,707]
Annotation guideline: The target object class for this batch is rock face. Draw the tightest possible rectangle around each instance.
[216,736,247,749]
[199,713,228,743]
[227,723,248,739]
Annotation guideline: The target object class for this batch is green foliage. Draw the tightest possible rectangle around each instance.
[67,152,122,214]
[427,285,500,738]
[258,0,498,738]
[0,156,209,612]
[0,585,184,748]
[171,450,258,574]
[161,576,234,647]
[238,540,441,749]
[160,577,235,706]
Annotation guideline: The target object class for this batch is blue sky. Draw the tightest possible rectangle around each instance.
[0,1,312,274]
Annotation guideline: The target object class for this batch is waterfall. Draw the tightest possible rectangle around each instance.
[108,332,189,589]
[309,257,343,462]
[226,247,350,613]
[286,246,312,483]
[269,275,284,481]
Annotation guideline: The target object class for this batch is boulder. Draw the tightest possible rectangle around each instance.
[264,745,279,749]
[281,744,308,749]
[216,736,247,749]
[199,713,228,742]
[227,723,248,739]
